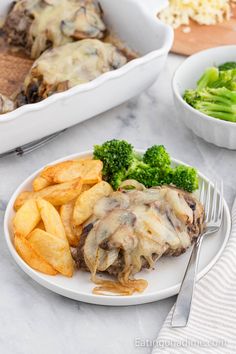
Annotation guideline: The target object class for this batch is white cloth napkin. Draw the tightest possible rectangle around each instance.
[152,198,236,354]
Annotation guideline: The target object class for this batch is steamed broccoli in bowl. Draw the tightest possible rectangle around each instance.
[94,139,198,192]
[183,61,236,122]
[218,62,236,71]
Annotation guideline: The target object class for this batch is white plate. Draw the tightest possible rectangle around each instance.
[4,150,231,306]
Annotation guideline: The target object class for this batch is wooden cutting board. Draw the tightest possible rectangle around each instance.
[0,53,33,97]
[172,5,236,56]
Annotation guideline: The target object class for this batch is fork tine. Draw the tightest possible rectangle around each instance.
[217,181,224,223]
[199,180,223,226]
[199,180,205,205]
[211,181,218,222]
[205,182,211,223]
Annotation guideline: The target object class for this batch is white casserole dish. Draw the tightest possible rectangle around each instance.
[0,0,173,154]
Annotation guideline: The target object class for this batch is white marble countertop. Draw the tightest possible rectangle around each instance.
[0,54,235,354]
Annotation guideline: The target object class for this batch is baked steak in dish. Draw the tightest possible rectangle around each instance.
[3,0,106,58]
[20,38,127,103]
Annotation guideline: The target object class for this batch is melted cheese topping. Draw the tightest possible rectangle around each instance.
[82,186,204,295]
[158,0,235,28]
[13,0,106,58]
[24,39,127,92]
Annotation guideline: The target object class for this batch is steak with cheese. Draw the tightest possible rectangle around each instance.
[3,0,106,58]
[20,39,127,103]
[74,185,205,294]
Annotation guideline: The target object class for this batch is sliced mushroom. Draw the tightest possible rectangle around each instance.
[61,6,106,39]
[93,191,130,218]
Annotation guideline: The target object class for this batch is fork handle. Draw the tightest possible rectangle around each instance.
[171,234,204,328]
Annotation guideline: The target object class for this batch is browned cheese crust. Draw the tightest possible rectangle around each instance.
[3,0,106,58]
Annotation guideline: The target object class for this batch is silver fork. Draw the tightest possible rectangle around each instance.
[171,180,224,328]
[0,129,66,159]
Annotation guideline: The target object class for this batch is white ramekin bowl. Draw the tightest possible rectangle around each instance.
[172,45,236,150]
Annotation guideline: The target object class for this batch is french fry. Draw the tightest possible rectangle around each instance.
[14,234,58,275]
[40,157,94,184]
[32,176,50,191]
[45,161,81,183]
[60,202,82,246]
[52,160,103,184]
[12,157,109,278]
[81,184,92,193]
[14,178,83,210]
[28,229,74,277]
[78,156,93,161]
[14,191,32,211]
[78,160,103,184]
[35,220,45,231]
[37,198,67,241]
[72,224,83,242]
[40,161,78,183]
[73,181,113,226]
[13,200,41,238]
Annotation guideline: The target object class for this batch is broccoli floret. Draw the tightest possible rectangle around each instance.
[93,139,134,175]
[159,167,175,185]
[172,165,198,193]
[219,62,236,71]
[143,145,171,168]
[109,169,127,190]
[185,65,236,122]
[127,165,161,188]
[184,89,198,106]
[210,69,236,90]
[93,140,199,193]
[184,87,236,122]
[94,139,144,189]
[197,67,219,90]
[110,160,162,189]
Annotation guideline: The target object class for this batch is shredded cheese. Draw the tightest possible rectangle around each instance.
[158,0,236,29]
